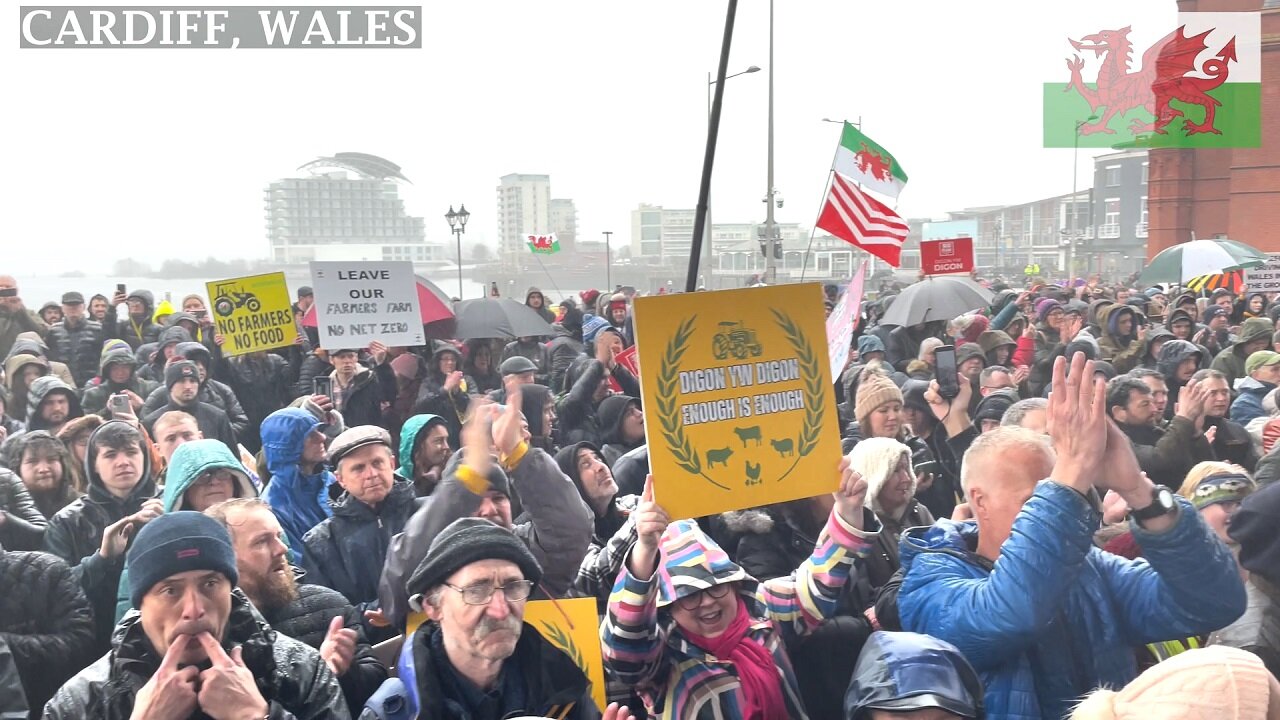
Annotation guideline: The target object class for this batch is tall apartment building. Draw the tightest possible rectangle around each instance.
[265,152,438,264]
[496,174,550,265]
[549,198,578,253]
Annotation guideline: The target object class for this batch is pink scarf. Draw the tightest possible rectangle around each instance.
[683,596,787,720]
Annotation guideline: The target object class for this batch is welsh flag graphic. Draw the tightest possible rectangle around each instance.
[526,233,560,254]
[1043,12,1261,148]
[832,122,908,199]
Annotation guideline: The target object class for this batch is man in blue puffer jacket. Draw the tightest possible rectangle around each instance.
[899,353,1247,720]
[260,407,335,564]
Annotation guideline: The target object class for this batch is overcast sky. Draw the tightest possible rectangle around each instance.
[3,0,1175,274]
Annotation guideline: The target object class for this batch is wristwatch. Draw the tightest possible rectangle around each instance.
[1130,486,1177,522]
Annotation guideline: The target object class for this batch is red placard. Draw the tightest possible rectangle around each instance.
[615,345,639,381]
[920,236,974,276]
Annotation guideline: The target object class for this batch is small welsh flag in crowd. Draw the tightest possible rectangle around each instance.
[526,233,560,254]
[832,122,909,199]
[1043,12,1261,148]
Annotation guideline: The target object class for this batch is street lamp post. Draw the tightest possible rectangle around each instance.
[602,230,613,291]
[763,0,779,285]
[704,65,760,289]
[445,204,469,299]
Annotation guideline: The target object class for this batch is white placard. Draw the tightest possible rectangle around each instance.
[1245,254,1280,293]
[311,261,425,349]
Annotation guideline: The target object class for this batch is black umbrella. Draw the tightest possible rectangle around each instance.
[452,298,555,340]
[879,276,994,327]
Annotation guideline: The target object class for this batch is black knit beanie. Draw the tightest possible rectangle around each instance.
[127,511,238,608]
[406,517,542,601]
[165,360,201,391]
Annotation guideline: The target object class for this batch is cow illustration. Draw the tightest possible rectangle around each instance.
[733,425,763,447]
[770,437,795,457]
[745,461,762,485]
[706,447,734,468]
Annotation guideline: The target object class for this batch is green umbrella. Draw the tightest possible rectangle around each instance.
[1138,239,1268,285]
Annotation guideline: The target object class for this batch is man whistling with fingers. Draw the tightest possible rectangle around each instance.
[44,510,348,719]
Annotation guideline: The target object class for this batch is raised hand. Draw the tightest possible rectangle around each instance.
[831,456,868,530]
[924,376,973,436]
[1046,352,1107,494]
[130,635,199,720]
[492,379,525,456]
[134,498,165,527]
[602,703,635,720]
[99,515,136,559]
[444,370,464,393]
[628,475,671,580]
[1098,419,1147,498]
[1064,315,1084,340]
[596,338,616,368]
[368,341,388,365]
[194,633,269,720]
[1175,379,1207,425]
[460,403,497,478]
[1101,490,1129,525]
[1011,365,1031,386]
[319,615,357,677]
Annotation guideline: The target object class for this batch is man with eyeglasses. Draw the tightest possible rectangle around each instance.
[402,516,624,720]
[113,438,257,622]
[977,365,1017,398]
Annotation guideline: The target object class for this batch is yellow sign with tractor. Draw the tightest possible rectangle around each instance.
[205,272,296,357]
[632,284,842,520]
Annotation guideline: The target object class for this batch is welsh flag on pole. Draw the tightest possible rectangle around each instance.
[816,172,909,267]
[526,233,561,254]
[832,122,909,199]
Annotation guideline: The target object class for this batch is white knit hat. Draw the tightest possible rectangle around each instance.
[1070,646,1280,720]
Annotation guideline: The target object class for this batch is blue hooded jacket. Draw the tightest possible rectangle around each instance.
[259,408,335,565]
[897,481,1246,720]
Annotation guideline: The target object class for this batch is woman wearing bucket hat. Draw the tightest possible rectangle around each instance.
[601,461,880,719]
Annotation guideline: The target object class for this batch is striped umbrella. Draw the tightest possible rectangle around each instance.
[1186,270,1245,294]
[1139,239,1268,284]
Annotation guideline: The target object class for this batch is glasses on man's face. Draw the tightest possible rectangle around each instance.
[444,579,535,606]
[674,583,732,611]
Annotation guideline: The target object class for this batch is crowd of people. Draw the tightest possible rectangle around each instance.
[0,272,1279,719]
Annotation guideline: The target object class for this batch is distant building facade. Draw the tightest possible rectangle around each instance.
[549,198,578,253]
[265,152,437,264]
[496,173,551,266]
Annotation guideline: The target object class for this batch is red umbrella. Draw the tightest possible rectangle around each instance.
[301,275,455,328]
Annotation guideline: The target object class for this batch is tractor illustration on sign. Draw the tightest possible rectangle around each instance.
[212,282,262,318]
[712,321,764,360]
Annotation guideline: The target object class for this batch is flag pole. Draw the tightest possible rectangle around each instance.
[801,117,858,282]
[685,0,740,294]
[530,253,565,302]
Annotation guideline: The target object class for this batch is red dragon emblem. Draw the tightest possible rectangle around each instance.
[1065,24,1237,136]
[853,142,894,182]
